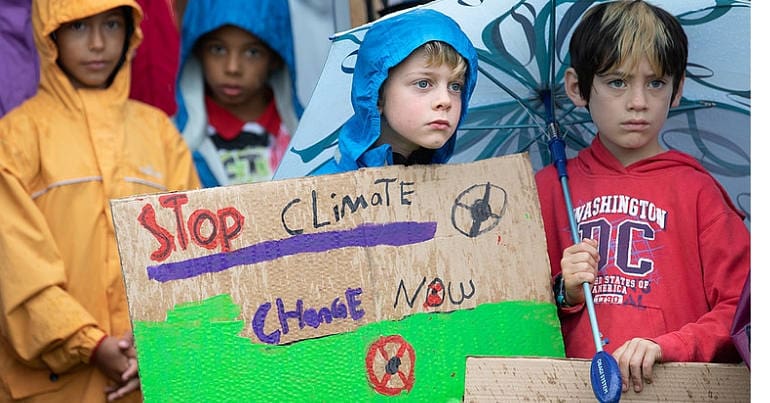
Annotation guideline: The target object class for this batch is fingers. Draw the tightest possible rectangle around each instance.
[581,237,598,248]
[94,333,140,392]
[561,240,599,275]
[122,357,139,381]
[612,338,661,393]
[117,331,135,351]
[561,239,600,304]
[642,343,661,385]
[628,352,644,393]
[106,355,140,402]
[119,343,137,359]
[612,343,631,392]
[106,377,141,401]
[92,336,130,383]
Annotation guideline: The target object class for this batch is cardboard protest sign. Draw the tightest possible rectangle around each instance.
[111,153,564,401]
[465,357,750,402]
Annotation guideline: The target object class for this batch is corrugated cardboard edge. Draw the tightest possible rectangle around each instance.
[464,356,749,402]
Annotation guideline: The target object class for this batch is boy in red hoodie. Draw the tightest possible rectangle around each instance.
[535,0,749,396]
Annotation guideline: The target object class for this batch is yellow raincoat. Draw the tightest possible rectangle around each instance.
[0,0,200,401]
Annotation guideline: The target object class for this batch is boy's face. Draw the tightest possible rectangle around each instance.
[565,57,684,166]
[54,8,127,89]
[378,49,465,156]
[198,25,277,113]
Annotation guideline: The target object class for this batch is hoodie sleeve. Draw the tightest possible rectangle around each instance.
[652,182,749,362]
[535,166,563,278]
[535,167,588,316]
[0,117,105,373]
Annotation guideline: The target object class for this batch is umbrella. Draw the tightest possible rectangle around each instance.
[273,1,750,399]
[273,0,750,229]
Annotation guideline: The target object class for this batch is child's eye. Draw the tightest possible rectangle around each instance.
[608,79,625,89]
[449,82,464,93]
[245,48,262,58]
[105,19,123,30]
[69,21,87,31]
[208,45,226,55]
[415,80,430,89]
[648,79,666,89]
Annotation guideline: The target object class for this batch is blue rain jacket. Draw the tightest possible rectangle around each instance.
[316,9,478,175]
[174,0,303,187]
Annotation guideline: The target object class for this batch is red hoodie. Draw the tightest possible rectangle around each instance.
[535,137,749,363]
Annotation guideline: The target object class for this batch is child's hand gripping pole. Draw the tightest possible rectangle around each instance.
[545,123,622,403]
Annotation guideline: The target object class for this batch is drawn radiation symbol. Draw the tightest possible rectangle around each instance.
[365,335,416,396]
[451,182,508,237]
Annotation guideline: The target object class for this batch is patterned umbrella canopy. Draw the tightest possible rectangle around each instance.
[275,0,750,227]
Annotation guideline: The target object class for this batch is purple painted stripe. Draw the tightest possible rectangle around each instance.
[147,221,437,283]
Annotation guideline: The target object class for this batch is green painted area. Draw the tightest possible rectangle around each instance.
[135,294,564,402]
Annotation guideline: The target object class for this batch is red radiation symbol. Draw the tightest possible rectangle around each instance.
[365,335,416,396]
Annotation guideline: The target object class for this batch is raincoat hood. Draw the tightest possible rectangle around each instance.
[33,0,143,109]
[174,0,302,142]
[1,2,199,399]
[329,8,478,173]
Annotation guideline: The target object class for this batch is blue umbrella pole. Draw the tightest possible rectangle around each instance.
[558,173,604,353]
[545,124,603,347]
[546,123,622,403]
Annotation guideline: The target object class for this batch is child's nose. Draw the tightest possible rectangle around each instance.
[433,87,452,110]
[627,85,648,110]
[225,54,241,74]
[88,30,105,52]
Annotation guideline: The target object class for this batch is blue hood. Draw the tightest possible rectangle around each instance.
[321,8,478,174]
[174,0,302,135]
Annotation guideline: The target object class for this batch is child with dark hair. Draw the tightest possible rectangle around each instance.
[535,0,749,395]
[175,0,302,187]
[0,0,200,401]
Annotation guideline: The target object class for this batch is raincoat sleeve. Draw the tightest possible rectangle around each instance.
[652,185,750,362]
[158,111,201,190]
[0,116,105,374]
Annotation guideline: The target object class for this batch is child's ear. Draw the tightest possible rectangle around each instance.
[564,68,587,107]
[670,76,685,108]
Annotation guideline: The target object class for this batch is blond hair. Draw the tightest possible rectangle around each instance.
[421,41,467,82]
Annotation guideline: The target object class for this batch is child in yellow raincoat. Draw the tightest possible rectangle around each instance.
[0,0,200,401]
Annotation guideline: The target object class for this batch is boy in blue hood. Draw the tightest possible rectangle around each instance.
[175,0,303,187]
[316,8,478,174]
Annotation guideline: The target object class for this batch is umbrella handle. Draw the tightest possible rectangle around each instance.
[547,135,622,403]
[548,135,603,350]
[557,174,603,353]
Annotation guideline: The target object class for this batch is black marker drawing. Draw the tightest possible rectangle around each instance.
[451,182,507,237]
